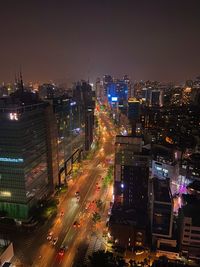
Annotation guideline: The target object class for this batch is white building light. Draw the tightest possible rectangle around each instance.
[0,191,11,197]
[9,113,18,120]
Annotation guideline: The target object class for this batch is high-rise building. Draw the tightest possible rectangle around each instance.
[107,81,128,107]
[109,135,149,249]
[114,136,149,209]
[151,178,174,241]
[38,83,56,99]
[151,145,179,190]
[85,105,94,151]
[0,85,9,97]
[127,98,141,135]
[180,153,200,185]
[0,91,55,221]
[149,178,179,259]
[150,90,162,107]
[103,75,113,96]
[47,97,85,184]
[95,78,104,101]
[38,83,68,99]
[123,75,133,98]
[179,194,200,261]
[73,81,95,151]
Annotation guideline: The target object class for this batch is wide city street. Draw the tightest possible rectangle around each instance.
[12,110,116,267]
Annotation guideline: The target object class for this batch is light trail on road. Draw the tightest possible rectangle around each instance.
[13,109,117,267]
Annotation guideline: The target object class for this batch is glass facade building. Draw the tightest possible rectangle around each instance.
[0,102,50,220]
[50,97,85,183]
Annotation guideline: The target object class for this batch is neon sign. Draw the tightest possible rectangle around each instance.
[9,113,19,120]
[0,157,24,163]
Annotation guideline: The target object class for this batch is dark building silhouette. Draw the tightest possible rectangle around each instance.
[73,81,95,151]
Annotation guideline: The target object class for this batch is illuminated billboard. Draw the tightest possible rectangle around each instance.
[111,97,118,102]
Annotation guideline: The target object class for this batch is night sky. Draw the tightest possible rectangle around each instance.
[0,0,200,84]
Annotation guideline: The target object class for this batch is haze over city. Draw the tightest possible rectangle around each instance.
[1,0,200,83]
[1,1,200,267]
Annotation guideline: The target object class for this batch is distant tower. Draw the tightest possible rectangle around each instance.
[19,70,24,92]
[127,98,141,135]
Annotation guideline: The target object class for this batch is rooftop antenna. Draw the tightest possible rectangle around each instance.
[19,67,24,92]
[87,57,91,84]
[14,73,17,85]
[14,72,18,90]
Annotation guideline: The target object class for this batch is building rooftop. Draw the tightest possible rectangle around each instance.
[0,87,44,110]
[153,178,172,203]
[109,203,147,228]
[152,145,173,158]
[0,93,47,114]
[182,195,200,226]
[187,180,200,194]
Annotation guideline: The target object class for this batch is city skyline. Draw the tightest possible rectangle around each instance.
[0,0,200,84]
[1,1,200,266]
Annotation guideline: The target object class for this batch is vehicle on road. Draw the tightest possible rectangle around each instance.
[135,250,144,255]
[85,201,91,210]
[47,231,53,241]
[73,221,80,228]
[58,245,68,256]
[75,191,80,197]
[75,191,81,202]
[52,237,58,245]
[96,186,101,192]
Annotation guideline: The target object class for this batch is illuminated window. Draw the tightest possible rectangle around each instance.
[0,191,11,197]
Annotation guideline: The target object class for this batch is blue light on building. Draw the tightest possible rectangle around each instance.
[70,101,76,106]
[107,81,128,104]
[111,97,118,102]
[0,157,24,163]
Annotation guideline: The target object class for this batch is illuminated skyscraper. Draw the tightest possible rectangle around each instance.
[0,90,56,221]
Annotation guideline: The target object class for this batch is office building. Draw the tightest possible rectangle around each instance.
[150,178,179,260]
[107,81,128,107]
[38,83,68,99]
[180,153,200,184]
[150,178,174,245]
[95,78,104,101]
[73,81,95,151]
[114,136,148,208]
[123,75,133,98]
[103,75,113,96]
[127,98,141,135]
[150,90,162,107]
[109,135,149,249]
[0,90,54,220]
[0,86,9,97]
[179,195,200,261]
[151,145,179,194]
[46,97,85,184]
[128,98,140,121]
